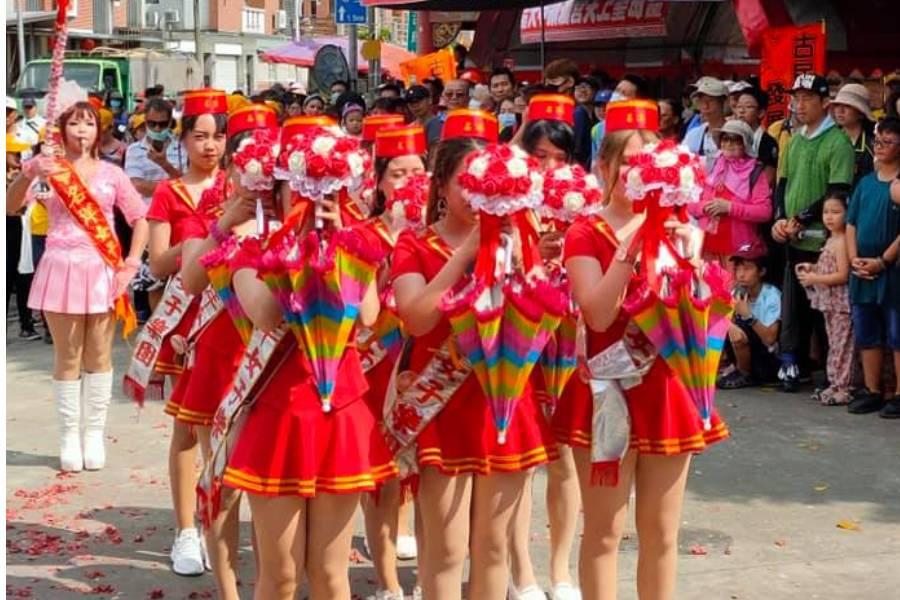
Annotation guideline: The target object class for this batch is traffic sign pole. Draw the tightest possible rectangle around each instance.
[349,26,358,91]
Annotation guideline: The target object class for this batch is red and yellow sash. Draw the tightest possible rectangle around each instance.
[47,161,137,337]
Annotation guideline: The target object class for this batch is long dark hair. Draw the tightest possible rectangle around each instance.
[521,119,575,162]
[180,113,228,141]
[426,137,485,224]
[59,101,101,158]
[372,154,426,217]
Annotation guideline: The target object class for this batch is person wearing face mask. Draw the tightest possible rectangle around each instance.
[589,75,649,170]
[497,98,519,142]
[107,91,127,138]
[689,119,773,264]
[124,97,185,204]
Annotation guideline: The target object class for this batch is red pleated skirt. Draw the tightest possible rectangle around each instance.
[224,345,398,497]
[553,358,729,454]
[154,300,200,376]
[164,311,244,427]
[416,377,559,477]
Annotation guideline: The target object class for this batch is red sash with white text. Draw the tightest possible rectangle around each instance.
[47,161,136,336]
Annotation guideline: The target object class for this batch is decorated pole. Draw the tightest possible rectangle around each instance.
[44,0,71,147]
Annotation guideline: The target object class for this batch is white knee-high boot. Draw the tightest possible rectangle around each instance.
[82,371,113,471]
[54,379,83,472]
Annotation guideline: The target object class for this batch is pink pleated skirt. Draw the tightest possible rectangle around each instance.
[28,247,115,315]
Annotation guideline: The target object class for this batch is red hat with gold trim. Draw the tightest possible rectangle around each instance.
[605,99,659,133]
[182,88,228,117]
[362,114,406,143]
[282,114,338,141]
[441,109,499,143]
[227,104,279,138]
[375,124,426,159]
[526,94,576,126]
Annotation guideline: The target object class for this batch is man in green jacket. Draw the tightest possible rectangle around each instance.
[771,73,855,392]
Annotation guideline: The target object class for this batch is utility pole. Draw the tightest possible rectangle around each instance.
[17,0,26,78]
[294,0,301,42]
[194,0,203,85]
[349,25,358,92]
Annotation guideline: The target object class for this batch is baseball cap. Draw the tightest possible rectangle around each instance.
[404,84,431,104]
[729,241,768,263]
[691,77,728,98]
[729,81,753,95]
[593,89,613,105]
[790,73,829,97]
[6,96,18,111]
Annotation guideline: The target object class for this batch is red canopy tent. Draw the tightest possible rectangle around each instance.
[259,36,416,79]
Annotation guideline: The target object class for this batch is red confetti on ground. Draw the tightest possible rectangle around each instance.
[187,591,214,598]
[55,472,76,480]
[6,585,33,597]
[6,528,87,557]
[13,484,80,510]
[133,534,145,543]
[99,525,123,545]
[85,571,106,580]
[689,544,708,556]
[7,508,23,521]
[149,589,165,599]
[91,584,115,593]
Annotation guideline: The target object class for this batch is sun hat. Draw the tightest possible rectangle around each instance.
[713,119,756,157]
[830,83,874,122]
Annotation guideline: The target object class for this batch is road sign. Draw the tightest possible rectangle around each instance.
[335,0,366,25]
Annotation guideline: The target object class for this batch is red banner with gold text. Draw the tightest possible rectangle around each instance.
[760,23,826,125]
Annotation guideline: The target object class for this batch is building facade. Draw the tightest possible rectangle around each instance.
[6,1,338,92]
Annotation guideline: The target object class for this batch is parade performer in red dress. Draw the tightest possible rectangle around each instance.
[128,88,229,576]
[556,100,729,600]
[219,125,397,600]
[7,94,148,474]
[509,93,586,600]
[390,110,559,600]
[358,124,428,600]
[178,102,280,599]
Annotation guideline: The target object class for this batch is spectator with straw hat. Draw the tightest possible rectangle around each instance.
[831,83,876,186]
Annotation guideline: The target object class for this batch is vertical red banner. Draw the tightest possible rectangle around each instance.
[760,23,827,125]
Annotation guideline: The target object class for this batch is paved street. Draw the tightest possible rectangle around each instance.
[6,332,900,599]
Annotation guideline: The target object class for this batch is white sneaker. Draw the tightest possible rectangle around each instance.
[551,582,582,600]
[509,585,547,600]
[373,590,405,600]
[396,534,418,560]
[170,528,204,576]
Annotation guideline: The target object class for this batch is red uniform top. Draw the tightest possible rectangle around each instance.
[147,179,207,244]
[557,217,729,462]
[390,227,557,475]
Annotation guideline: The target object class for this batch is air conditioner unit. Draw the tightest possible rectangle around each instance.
[163,9,180,25]
[277,9,287,29]
[145,10,160,29]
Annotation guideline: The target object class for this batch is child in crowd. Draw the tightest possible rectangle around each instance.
[845,117,900,418]
[796,191,853,405]
[717,242,782,389]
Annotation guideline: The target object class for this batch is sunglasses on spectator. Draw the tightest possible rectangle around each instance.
[146,119,170,130]
[444,91,468,99]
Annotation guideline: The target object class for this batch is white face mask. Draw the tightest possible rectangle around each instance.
[468,99,482,110]
[609,91,626,103]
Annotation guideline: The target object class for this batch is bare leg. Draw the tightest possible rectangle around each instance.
[417,467,473,600]
[82,312,115,374]
[573,447,637,600]
[306,492,362,600]
[169,419,199,530]
[633,454,691,600]
[468,470,529,599]
[247,493,307,600]
[728,326,752,376]
[547,446,580,586]
[45,312,86,380]
[397,490,413,538]
[362,480,402,592]
[894,352,900,395]
[198,427,241,600]
[508,469,538,591]
[149,287,164,311]
[861,348,884,393]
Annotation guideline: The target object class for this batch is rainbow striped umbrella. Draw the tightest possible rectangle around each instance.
[259,228,380,411]
[444,275,566,444]
[199,236,256,345]
[623,261,734,429]
[540,313,579,408]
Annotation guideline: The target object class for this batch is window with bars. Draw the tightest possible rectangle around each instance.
[242,7,265,33]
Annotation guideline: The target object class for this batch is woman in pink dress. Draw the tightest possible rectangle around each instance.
[7,101,149,473]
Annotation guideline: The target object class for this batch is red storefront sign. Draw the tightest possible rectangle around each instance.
[520,0,668,44]
[760,23,827,124]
